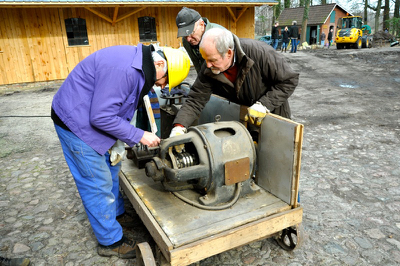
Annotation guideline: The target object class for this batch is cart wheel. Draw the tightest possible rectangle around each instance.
[275,224,303,251]
[136,242,156,266]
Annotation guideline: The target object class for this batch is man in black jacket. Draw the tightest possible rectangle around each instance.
[271,21,280,50]
[169,28,299,136]
[289,20,299,53]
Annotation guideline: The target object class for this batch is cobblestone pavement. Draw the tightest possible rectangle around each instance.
[1,47,400,265]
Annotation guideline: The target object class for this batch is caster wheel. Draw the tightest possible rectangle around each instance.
[136,242,156,266]
[275,224,303,251]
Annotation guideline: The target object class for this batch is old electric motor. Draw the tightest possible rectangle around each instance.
[145,120,259,207]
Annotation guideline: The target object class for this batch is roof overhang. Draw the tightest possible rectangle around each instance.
[0,1,278,8]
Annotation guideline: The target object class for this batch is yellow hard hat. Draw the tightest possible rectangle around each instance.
[163,47,190,91]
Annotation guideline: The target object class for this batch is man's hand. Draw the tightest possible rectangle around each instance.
[169,126,187,153]
[245,102,270,126]
[109,140,127,166]
[140,131,161,147]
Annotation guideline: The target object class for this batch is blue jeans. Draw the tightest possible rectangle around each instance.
[272,39,279,50]
[291,38,297,53]
[282,42,289,50]
[54,124,125,245]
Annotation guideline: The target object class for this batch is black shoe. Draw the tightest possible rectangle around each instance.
[97,236,137,259]
[0,257,30,266]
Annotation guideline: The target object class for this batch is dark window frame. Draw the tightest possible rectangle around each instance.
[138,16,157,42]
[64,18,89,46]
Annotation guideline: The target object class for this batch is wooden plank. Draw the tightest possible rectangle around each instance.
[292,124,303,208]
[119,171,174,262]
[169,207,303,266]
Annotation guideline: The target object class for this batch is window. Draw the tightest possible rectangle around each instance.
[138,16,157,42]
[65,18,89,46]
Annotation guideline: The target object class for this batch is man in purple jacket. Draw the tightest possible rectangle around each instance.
[51,45,190,259]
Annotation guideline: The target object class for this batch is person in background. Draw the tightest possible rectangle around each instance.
[176,7,225,74]
[289,21,299,53]
[51,45,190,259]
[271,21,280,50]
[321,31,326,47]
[327,28,333,48]
[281,26,290,52]
[169,28,299,138]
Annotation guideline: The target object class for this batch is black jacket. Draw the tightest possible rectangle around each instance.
[282,30,290,42]
[173,34,299,127]
[289,25,299,38]
[272,26,279,39]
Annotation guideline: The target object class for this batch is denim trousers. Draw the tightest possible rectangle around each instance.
[54,124,125,245]
[291,38,297,52]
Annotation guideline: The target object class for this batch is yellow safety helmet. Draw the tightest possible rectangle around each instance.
[162,47,191,91]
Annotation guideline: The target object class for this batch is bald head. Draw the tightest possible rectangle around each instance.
[200,28,234,58]
[199,28,235,75]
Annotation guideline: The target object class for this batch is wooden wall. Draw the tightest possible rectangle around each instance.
[0,6,255,85]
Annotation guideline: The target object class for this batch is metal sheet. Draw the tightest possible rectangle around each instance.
[257,114,298,205]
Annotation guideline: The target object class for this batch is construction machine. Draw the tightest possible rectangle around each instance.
[336,16,373,49]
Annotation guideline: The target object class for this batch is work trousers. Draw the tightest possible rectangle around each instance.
[54,124,125,246]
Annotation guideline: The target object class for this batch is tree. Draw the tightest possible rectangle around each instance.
[364,0,368,25]
[284,0,291,8]
[301,0,311,44]
[299,0,305,7]
[320,0,327,4]
[383,0,390,30]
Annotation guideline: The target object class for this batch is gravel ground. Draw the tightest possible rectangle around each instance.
[1,45,400,265]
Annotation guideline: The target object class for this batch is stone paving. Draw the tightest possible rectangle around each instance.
[1,48,400,265]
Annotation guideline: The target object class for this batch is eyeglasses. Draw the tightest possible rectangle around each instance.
[186,24,199,39]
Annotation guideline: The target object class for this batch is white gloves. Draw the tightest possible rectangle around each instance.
[109,140,127,166]
[245,102,270,126]
[169,126,187,153]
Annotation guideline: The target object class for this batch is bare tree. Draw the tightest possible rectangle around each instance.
[301,0,311,44]
[383,0,390,30]
[321,0,327,4]
[364,0,369,25]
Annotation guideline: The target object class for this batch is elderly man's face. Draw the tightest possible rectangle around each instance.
[200,42,233,75]
[154,61,168,89]
[185,21,204,46]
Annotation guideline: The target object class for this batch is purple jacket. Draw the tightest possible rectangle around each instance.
[52,45,146,155]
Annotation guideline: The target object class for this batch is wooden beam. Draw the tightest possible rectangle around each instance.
[226,6,249,23]
[84,7,112,23]
[226,7,237,21]
[112,6,119,26]
[235,7,248,22]
[115,7,147,23]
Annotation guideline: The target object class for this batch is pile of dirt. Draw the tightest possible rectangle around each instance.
[373,30,396,41]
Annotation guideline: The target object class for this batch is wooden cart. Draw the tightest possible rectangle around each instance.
[119,110,304,266]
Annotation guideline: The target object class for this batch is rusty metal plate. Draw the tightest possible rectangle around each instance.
[225,157,250,186]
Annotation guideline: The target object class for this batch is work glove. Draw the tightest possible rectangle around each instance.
[109,140,127,166]
[245,102,270,126]
[169,126,187,153]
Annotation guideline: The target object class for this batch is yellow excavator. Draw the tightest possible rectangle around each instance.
[336,16,373,49]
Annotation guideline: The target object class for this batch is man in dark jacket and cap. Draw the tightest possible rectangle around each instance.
[176,7,225,73]
[169,28,299,137]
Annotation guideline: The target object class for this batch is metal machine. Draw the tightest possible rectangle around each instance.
[145,118,260,208]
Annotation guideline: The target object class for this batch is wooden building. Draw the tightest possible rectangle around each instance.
[0,0,277,85]
[278,3,352,45]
